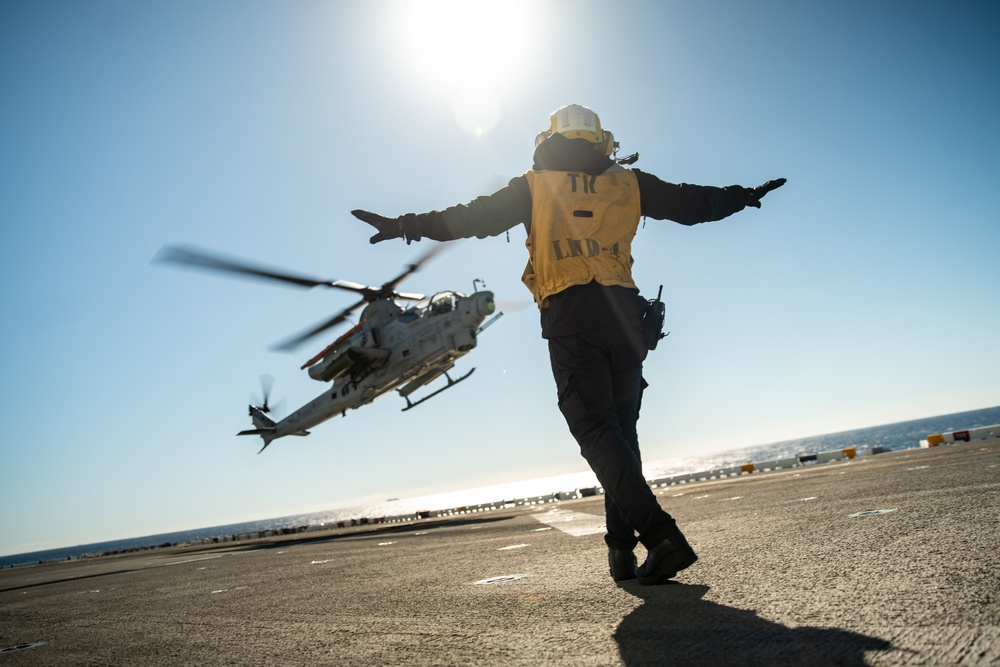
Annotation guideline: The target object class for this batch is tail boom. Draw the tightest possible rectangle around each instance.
[238,406,280,453]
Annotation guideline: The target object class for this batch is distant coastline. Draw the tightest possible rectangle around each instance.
[3,405,998,569]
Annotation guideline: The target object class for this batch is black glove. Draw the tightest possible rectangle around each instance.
[746,178,787,208]
[352,210,404,244]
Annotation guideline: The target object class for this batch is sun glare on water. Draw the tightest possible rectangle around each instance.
[389,0,538,135]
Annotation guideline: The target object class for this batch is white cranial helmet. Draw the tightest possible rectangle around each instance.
[535,104,616,156]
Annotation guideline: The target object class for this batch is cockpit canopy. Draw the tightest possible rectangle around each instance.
[429,291,461,314]
[399,291,468,322]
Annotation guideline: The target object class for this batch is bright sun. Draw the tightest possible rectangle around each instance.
[389,0,538,134]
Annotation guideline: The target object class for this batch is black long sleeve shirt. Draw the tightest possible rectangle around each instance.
[409,154,752,338]
[415,170,750,243]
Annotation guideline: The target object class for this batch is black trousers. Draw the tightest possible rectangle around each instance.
[548,317,677,551]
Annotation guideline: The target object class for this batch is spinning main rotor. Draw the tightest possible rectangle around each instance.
[154,244,446,351]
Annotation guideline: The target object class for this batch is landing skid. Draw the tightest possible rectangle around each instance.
[400,368,475,411]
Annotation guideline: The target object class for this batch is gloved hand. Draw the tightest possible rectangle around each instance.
[352,210,403,244]
[746,178,787,208]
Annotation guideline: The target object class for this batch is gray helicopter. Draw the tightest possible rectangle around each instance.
[155,245,501,453]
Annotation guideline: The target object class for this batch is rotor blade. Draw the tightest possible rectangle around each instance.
[271,297,367,352]
[330,279,368,292]
[395,291,426,301]
[381,243,447,293]
[260,374,274,408]
[154,245,331,289]
[495,298,533,312]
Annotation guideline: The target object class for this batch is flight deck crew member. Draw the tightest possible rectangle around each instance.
[353,104,785,584]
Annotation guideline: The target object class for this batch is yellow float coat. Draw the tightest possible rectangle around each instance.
[521,165,642,307]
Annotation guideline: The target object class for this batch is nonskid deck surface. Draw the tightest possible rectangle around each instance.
[2,440,998,666]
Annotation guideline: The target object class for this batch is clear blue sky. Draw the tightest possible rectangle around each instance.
[2,0,998,556]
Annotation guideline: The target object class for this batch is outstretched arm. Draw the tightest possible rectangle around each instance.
[353,177,532,245]
[634,170,786,225]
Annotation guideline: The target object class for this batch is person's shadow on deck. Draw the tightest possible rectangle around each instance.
[614,583,892,666]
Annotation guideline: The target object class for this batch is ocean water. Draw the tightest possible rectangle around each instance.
[3,405,998,569]
[645,404,1000,478]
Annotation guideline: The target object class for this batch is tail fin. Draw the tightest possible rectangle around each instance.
[238,406,278,453]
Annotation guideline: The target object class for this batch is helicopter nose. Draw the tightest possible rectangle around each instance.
[476,291,496,316]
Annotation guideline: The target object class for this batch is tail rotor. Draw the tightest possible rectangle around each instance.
[257,374,274,413]
[250,374,284,416]
[240,375,282,453]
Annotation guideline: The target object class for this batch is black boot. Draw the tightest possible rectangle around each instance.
[608,547,638,581]
[637,530,697,585]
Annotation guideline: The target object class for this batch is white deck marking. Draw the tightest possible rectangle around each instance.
[532,509,606,537]
[848,508,897,517]
[475,574,527,585]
